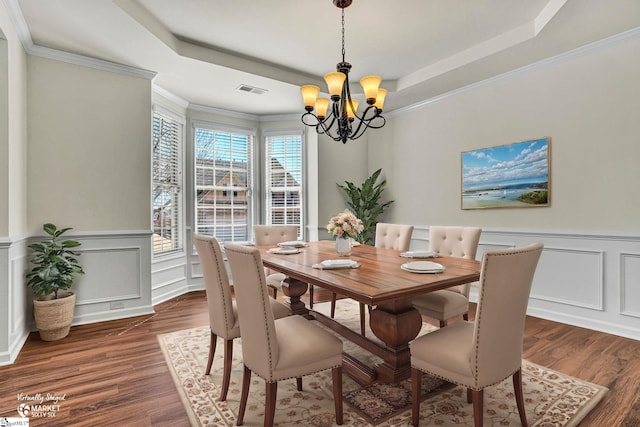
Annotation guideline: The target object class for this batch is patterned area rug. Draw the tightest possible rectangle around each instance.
[158,300,608,426]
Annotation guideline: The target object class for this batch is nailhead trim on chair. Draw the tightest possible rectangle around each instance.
[247,248,342,384]
[411,363,520,391]
[264,364,343,383]
[256,251,278,379]
[413,243,540,390]
[472,244,539,387]
[210,240,233,335]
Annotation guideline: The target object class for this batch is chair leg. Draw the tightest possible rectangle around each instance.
[265,381,278,427]
[467,388,472,403]
[411,368,422,427]
[309,285,314,308]
[272,286,278,299]
[296,377,303,391]
[205,331,217,375]
[237,365,251,426]
[330,293,337,318]
[332,366,343,425]
[470,389,484,427]
[359,303,366,336]
[463,313,469,321]
[513,369,528,427]
[220,338,233,401]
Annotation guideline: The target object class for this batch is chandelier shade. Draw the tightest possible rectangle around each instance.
[360,76,382,102]
[300,0,386,144]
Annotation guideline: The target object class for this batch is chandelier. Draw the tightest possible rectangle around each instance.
[300,0,387,144]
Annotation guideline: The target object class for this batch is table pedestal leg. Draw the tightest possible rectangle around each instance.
[369,299,422,383]
[281,277,309,316]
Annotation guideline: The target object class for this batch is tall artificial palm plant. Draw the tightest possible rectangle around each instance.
[337,168,394,245]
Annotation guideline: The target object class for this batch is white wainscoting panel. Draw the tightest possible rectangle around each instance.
[0,238,31,365]
[152,251,190,305]
[620,252,640,318]
[531,247,603,310]
[58,231,154,326]
[402,226,640,341]
[76,247,142,303]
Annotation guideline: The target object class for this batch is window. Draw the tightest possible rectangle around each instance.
[194,125,255,242]
[265,132,304,239]
[152,109,184,255]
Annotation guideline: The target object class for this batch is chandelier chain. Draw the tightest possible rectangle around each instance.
[341,8,346,62]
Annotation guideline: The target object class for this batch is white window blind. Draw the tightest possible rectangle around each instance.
[195,126,255,242]
[265,133,303,239]
[152,111,184,255]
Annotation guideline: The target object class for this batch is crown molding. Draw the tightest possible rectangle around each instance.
[27,44,156,80]
[259,113,299,122]
[188,103,260,121]
[391,26,640,118]
[152,85,189,108]
[5,0,156,80]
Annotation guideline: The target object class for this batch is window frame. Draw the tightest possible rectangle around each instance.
[192,120,258,243]
[152,106,185,257]
[263,130,305,241]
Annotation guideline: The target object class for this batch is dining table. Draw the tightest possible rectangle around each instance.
[256,240,481,384]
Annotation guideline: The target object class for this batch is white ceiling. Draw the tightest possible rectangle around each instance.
[12,0,640,115]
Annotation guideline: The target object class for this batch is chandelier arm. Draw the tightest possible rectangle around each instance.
[302,111,342,142]
[350,116,386,140]
[301,111,318,127]
[356,107,386,129]
[349,105,376,133]
[316,115,338,137]
[348,106,386,139]
[315,110,344,143]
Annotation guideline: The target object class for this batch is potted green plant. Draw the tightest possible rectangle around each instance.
[337,168,394,245]
[26,223,85,341]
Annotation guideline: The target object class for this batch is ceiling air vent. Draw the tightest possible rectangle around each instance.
[237,84,268,95]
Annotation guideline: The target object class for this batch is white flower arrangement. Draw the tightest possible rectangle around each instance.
[326,210,364,239]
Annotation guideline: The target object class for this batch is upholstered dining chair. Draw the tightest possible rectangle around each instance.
[330,222,414,335]
[412,226,482,327]
[410,242,543,427]
[253,225,299,299]
[193,234,290,402]
[224,243,344,427]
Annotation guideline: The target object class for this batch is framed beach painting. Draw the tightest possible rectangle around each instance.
[461,137,550,209]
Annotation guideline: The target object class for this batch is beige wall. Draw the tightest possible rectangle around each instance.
[0,3,31,364]
[0,36,7,237]
[317,133,368,238]
[369,32,640,232]
[27,56,152,232]
[0,6,28,239]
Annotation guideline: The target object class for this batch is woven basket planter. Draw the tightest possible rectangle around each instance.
[33,292,76,341]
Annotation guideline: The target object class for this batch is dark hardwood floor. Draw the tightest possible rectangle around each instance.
[0,290,638,426]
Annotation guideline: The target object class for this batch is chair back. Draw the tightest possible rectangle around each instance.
[375,223,414,251]
[254,225,298,245]
[471,242,543,387]
[428,226,481,259]
[224,243,279,379]
[193,234,237,339]
[429,226,482,296]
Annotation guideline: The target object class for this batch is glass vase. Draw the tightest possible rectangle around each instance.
[336,236,352,257]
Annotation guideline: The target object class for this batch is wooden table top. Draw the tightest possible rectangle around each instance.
[257,240,480,306]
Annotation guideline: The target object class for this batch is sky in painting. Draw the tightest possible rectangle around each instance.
[462,138,549,191]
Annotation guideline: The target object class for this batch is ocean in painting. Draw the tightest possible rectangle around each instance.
[462,182,548,208]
